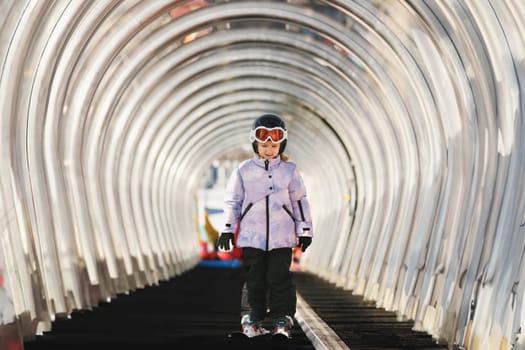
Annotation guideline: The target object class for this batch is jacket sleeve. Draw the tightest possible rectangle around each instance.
[289,167,313,237]
[222,166,244,234]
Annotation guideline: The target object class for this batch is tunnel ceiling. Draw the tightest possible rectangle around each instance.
[2,1,525,349]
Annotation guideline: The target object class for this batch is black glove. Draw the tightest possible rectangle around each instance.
[297,236,312,252]
[217,232,234,251]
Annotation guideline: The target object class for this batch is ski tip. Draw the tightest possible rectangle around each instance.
[271,333,292,342]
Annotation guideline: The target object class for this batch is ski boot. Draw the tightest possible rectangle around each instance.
[241,314,269,338]
[272,315,294,341]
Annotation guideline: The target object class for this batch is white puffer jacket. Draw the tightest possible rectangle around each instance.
[222,155,313,251]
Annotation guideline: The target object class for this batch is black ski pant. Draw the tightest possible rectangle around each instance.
[242,247,296,321]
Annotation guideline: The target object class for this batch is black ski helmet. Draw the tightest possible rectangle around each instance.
[250,113,287,154]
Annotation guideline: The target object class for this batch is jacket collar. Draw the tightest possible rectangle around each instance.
[253,155,281,168]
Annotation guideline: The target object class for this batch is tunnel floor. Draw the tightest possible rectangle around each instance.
[23,263,452,350]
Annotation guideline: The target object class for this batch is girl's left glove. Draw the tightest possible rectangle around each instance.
[217,232,234,252]
[297,237,312,252]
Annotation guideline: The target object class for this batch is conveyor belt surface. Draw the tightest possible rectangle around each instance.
[24,264,455,350]
[294,271,453,350]
[23,265,312,349]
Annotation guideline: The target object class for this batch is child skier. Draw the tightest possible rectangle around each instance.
[217,113,314,339]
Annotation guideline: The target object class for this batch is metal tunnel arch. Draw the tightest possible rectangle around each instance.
[1,1,525,350]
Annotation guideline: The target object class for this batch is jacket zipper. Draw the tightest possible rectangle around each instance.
[297,199,305,221]
[265,159,270,251]
[282,204,294,219]
[240,203,253,220]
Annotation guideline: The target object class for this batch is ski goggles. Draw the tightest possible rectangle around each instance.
[250,126,287,143]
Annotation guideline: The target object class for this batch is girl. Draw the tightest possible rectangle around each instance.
[218,113,314,339]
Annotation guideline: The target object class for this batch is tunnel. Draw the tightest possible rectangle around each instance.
[1,1,524,349]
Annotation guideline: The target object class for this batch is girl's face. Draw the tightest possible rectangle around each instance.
[257,141,280,160]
